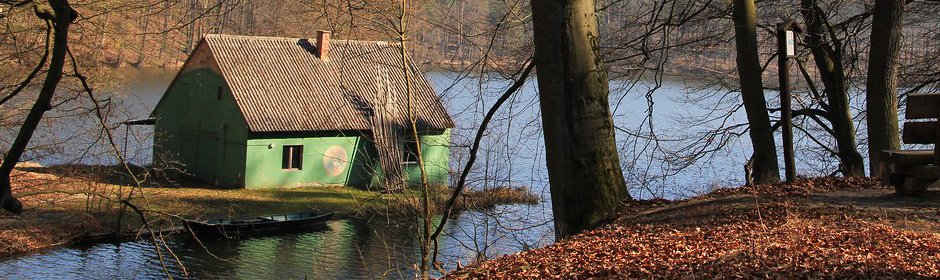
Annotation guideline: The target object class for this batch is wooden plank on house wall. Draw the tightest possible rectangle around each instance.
[905,94,940,119]
[371,65,405,192]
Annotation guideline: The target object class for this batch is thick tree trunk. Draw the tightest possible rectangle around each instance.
[530,0,630,239]
[732,0,781,185]
[800,0,866,177]
[866,0,905,178]
[0,0,74,214]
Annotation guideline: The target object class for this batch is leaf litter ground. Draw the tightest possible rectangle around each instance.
[447,177,940,279]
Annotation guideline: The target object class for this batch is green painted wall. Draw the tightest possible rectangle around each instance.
[244,130,451,189]
[153,67,248,187]
[403,129,451,186]
[244,132,377,189]
[358,129,451,187]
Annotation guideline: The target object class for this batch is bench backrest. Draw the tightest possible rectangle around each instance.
[903,93,940,164]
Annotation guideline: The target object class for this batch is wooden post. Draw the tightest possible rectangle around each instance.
[934,119,940,166]
[777,23,796,183]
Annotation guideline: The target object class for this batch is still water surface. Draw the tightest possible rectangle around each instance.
[1,206,549,279]
[2,220,421,279]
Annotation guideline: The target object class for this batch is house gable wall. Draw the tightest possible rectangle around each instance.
[153,66,248,186]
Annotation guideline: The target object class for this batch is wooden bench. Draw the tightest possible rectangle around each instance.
[880,93,940,196]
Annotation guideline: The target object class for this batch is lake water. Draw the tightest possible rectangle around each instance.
[0,216,550,279]
[0,68,860,278]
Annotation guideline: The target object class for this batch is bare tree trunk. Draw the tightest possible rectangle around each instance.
[530,0,630,239]
[135,9,149,67]
[197,0,206,44]
[866,0,905,177]
[801,0,866,177]
[159,0,168,65]
[732,0,780,185]
[185,0,197,53]
[0,0,74,214]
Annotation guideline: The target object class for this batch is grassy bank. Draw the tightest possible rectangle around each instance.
[357,186,541,219]
[447,177,940,279]
[0,164,538,258]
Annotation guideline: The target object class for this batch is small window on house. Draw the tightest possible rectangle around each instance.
[282,145,303,170]
[216,87,223,101]
[402,140,419,164]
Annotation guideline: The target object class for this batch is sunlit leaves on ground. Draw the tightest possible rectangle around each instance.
[448,178,940,279]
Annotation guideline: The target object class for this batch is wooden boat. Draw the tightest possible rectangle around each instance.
[185,211,333,237]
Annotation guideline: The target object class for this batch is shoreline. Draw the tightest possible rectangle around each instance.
[0,164,539,259]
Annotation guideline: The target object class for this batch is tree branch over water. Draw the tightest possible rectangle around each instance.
[430,58,534,266]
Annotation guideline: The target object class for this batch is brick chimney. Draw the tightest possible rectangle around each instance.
[316,30,331,60]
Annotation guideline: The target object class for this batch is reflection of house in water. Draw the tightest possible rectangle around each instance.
[189,220,421,278]
[150,32,454,188]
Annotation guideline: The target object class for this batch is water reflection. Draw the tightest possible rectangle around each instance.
[0,219,451,279]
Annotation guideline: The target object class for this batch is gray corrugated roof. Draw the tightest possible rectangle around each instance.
[201,34,453,132]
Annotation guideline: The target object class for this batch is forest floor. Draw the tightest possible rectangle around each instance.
[446,177,940,279]
[0,163,538,258]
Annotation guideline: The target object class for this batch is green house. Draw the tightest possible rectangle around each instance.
[151,32,454,189]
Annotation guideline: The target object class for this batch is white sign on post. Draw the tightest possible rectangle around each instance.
[785,30,796,57]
